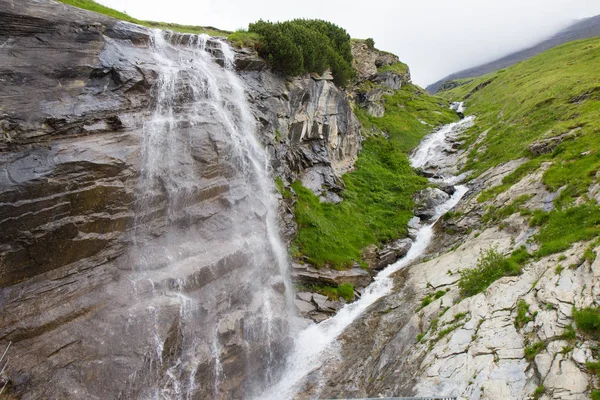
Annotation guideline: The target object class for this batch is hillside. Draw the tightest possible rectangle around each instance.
[305,36,600,399]
[427,14,600,94]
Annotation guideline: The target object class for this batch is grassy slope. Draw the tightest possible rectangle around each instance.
[293,83,458,268]
[439,37,600,258]
[58,0,230,36]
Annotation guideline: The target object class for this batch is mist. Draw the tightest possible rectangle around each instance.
[98,0,600,86]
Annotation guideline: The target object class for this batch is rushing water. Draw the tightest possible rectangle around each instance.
[259,113,475,399]
[127,30,294,398]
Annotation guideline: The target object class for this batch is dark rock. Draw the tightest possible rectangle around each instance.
[414,188,450,220]
[438,183,456,195]
[376,238,413,269]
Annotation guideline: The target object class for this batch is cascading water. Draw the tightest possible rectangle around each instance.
[259,110,475,399]
[121,30,294,399]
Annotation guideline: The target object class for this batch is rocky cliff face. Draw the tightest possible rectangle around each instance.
[0,1,364,398]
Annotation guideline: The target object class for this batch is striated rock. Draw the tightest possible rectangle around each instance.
[292,263,372,288]
[377,238,413,269]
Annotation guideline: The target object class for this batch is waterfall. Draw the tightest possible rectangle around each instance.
[258,113,475,399]
[122,30,293,398]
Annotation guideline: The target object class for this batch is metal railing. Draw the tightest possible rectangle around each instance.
[0,341,11,395]
[327,396,458,400]
[326,398,458,400]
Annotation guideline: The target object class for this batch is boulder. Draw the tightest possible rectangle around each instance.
[292,263,372,288]
[414,187,450,220]
[407,216,422,240]
[377,238,413,269]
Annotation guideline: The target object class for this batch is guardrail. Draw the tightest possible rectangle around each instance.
[325,397,458,400]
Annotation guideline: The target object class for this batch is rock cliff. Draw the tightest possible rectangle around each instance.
[0,1,364,398]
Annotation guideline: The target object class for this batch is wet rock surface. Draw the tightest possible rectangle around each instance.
[0,1,360,398]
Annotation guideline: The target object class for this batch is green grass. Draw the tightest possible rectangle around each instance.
[440,38,600,203]
[458,247,530,298]
[228,30,262,49]
[573,307,600,339]
[440,38,600,257]
[530,204,600,257]
[378,62,409,75]
[292,84,457,268]
[58,0,230,36]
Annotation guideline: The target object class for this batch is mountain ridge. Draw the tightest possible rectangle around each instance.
[426,14,600,94]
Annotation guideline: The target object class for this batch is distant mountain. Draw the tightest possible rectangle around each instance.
[426,14,600,94]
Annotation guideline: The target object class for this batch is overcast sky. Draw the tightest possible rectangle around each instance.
[98,0,600,86]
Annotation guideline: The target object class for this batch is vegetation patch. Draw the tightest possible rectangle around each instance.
[378,62,409,76]
[573,307,600,339]
[458,247,530,298]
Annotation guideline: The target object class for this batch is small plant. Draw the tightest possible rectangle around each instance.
[515,299,533,329]
[560,345,574,354]
[420,294,433,309]
[533,385,545,400]
[558,254,567,261]
[555,264,564,274]
[365,37,375,50]
[416,333,425,343]
[525,341,546,361]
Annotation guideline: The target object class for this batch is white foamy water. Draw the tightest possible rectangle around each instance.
[258,109,471,399]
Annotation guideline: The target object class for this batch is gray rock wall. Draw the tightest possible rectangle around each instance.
[0,1,362,398]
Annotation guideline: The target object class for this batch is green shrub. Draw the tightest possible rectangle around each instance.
[458,247,526,298]
[593,389,600,400]
[248,19,355,86]
[365,38,375,50]
[573,307,600,338]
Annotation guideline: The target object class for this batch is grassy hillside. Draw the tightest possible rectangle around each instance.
[439,37,600,256]
[292,84,458,268]
[58,0,230,36]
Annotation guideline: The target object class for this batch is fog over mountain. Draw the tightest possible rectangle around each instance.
[90,1,600,87]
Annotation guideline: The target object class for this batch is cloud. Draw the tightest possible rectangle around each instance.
[99,0,600,86]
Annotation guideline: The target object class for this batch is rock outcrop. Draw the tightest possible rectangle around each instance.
[0,1,365,398]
